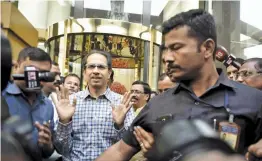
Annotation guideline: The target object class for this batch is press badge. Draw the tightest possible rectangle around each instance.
[218,114,241,150]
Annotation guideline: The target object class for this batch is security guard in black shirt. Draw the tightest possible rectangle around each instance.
[125,69,262,153]
[96,9,262,161]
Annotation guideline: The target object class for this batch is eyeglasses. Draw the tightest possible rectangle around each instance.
[236,70,261,79]
[85,64,108,70]
[130,90,144,95]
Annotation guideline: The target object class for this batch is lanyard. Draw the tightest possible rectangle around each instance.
[214,89,234,130]
[224,89,234,123]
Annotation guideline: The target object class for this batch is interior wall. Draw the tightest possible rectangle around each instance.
[2,29,28,60]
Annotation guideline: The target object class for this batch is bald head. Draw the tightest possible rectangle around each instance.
[158,73,176,93]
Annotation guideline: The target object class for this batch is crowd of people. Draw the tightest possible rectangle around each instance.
[1,8,262,161]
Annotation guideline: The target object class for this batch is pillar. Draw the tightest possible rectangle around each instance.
[212,1,243,58]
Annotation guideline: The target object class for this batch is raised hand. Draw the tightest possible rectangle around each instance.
[112,92,133,128]
[52,85,77,124]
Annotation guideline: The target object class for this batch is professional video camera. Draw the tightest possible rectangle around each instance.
[12,66,57,90]
[148,120,236,161]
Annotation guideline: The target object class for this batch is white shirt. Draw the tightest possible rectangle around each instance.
[49,92,59,130]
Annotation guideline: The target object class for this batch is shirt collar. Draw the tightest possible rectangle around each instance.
[173,68,236,94]
[84,87,115,102]
[134,105,145,117]
[5,82,22,94]
[5,82,46,100]
[215,68,236,89]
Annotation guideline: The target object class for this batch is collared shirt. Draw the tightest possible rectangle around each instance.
[48,92,59,130]
[134,105,145,117]
[44,93,63,160]
[54,88,135,161]
[123,69,262,154]
[2,82,54,147]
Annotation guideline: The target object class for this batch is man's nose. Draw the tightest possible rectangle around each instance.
[164,55,175,65]
[131,92,137,96]
[229,73,234,79]
[92,66,100,73]
[165,48,176,57]
[236,75,244,83]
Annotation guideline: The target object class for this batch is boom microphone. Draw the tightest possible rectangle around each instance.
[215,45,241,69]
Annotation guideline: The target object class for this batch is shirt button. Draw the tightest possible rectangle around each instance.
[195,101,200,105]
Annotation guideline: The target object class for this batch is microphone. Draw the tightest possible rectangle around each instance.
[215,45,241,70]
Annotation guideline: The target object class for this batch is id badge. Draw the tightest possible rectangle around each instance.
[218,121,241,150]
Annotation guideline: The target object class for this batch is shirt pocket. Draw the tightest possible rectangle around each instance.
[198,107,229,127]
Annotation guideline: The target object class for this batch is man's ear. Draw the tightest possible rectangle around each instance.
[108,69,112,79]
[13,61,19,71]
[82,69,87,82]
[201,38,215,59]
[144,94,150,102]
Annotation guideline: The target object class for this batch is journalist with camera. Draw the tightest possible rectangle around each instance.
[2,47,56,159]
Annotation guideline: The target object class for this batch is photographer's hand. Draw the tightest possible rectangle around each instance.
[52,85,76,124]
[134,126,154,155]
[35,121,53,151]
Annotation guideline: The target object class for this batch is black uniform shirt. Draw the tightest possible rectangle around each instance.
[123,69,262,153]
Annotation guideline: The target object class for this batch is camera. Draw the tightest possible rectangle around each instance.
[12,66,56,90]
[148,120,235,161]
